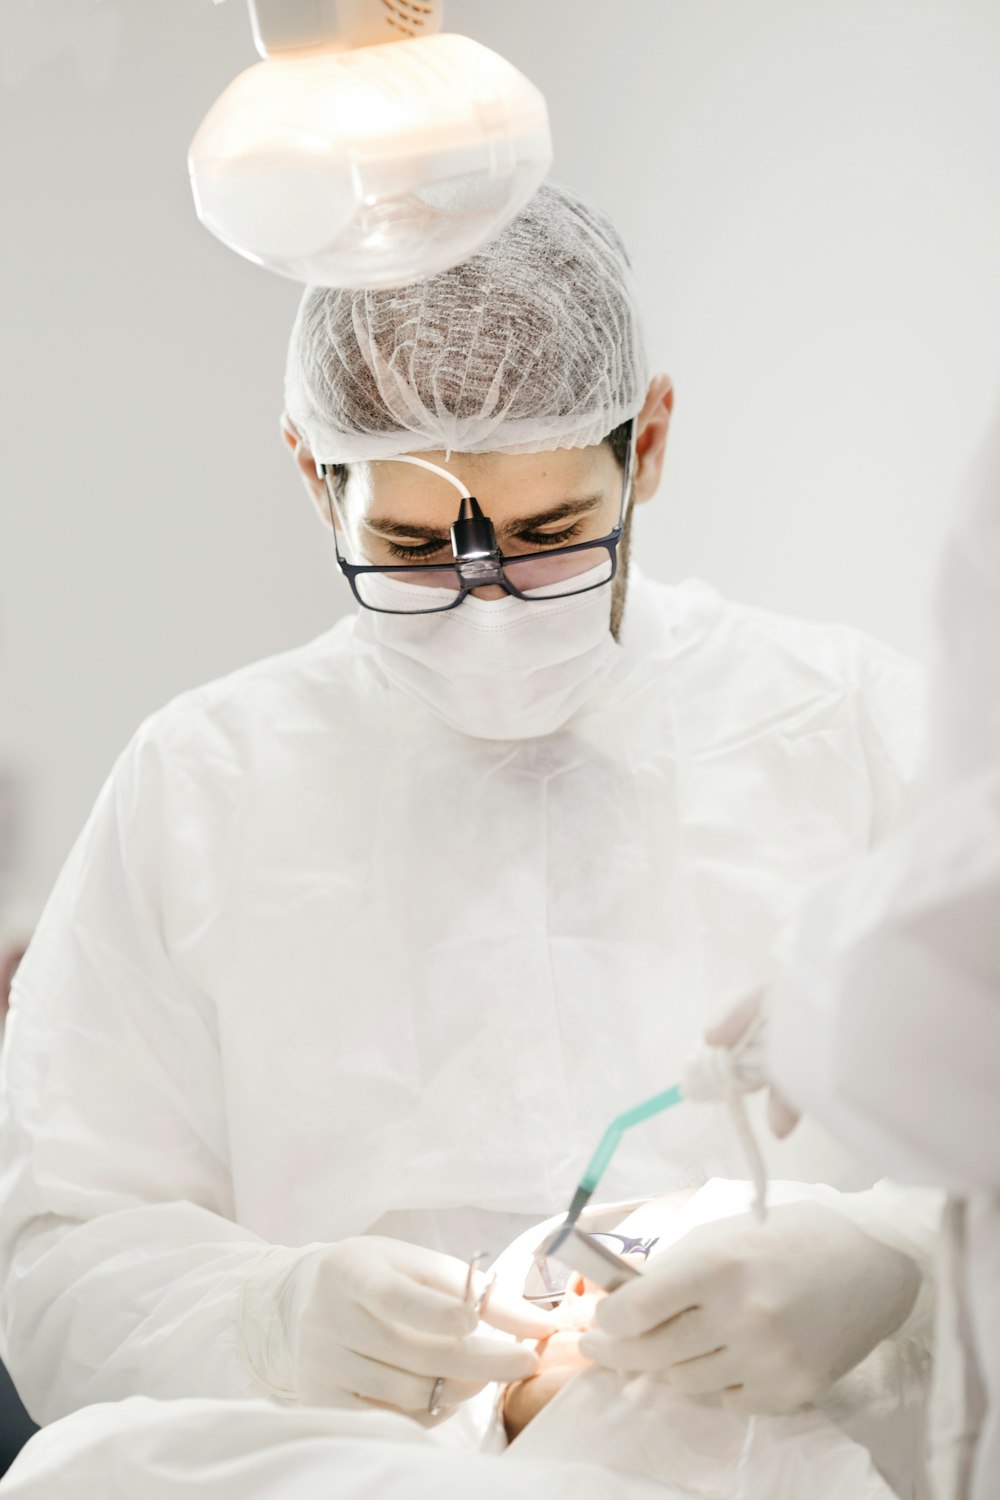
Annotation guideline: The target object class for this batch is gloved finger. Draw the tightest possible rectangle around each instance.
[477,1280,559,1340]
[357,1262,478,1339]
[579,1328,718,1375]
[767,1086,801,1139]
[663,1348,743,1397]
[579,1307,720,1371]
[414,1375,487,1414]
[367,1238,493,1331]
[332,1350,493,1414]
[349,1379,488,1417]
[407,1374,488,1422]
[576,1330,636,1372]
[378,1241,557,1338]
[435,1335,539,1385]
[305,1344,457,1411]
[593,1247,705,1339]
[720,1381,805,1417]
[339,1303,541,1383]
[703,987,765,1048]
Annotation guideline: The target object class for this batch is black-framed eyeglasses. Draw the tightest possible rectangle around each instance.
[320,418,636,616]
[522,1230,661,1307]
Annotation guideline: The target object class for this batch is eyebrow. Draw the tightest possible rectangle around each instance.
[365,495,606,541]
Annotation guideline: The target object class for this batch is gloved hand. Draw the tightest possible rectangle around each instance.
[685,987,801,1138]
[292,1236,555,1415]
[579,1203,921,1414]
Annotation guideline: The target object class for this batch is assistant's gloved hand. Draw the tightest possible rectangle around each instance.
[290,1236,555,1416]
[684,987,801,1138]
[578,1203,921,1414]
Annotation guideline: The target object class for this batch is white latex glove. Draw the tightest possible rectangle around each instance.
[579,1203,921,1415]
[292,1236,555,1415]
[685,987,801,1138]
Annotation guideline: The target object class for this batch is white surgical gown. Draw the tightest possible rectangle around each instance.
[0,571,926,1422]
[770,410,1000,1500]
[0,1193,919,1500]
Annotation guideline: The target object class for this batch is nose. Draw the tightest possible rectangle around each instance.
[469,585,508,600]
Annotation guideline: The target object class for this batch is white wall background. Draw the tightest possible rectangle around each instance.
[2,0,1000,902]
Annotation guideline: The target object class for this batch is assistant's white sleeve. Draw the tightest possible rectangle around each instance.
[770,772,1000,1195]
[770,408,1000,1197]
[0,720,302,1422]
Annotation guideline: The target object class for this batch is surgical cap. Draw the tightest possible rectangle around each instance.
[283,182,648,462]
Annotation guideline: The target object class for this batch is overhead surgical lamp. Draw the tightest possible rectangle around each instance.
[189,0,553,289]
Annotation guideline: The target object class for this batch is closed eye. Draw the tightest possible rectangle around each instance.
[384,539,450,560]
[513,524,585,548]
[385,524,586,561]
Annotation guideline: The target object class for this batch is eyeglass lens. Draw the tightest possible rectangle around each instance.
[352,546,614,612]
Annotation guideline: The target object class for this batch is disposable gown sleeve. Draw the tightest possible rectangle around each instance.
[766,411,1000,1403]
[769,779,1000,1195]
[770,407,1000,1194]
[0,717,288,1421]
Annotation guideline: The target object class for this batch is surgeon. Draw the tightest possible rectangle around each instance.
[0,184,933,1427]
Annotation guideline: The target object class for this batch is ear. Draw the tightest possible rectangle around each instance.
[631,375,674,506]
[280,413,335,530]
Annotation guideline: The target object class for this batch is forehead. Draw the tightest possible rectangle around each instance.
[348,442,622,524]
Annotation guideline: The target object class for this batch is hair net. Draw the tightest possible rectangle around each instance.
[283,182,648,462]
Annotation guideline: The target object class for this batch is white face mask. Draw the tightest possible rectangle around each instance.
[354,563,621,740]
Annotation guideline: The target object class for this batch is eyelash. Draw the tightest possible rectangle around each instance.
[518,524,585,548]
[385,523,585,561]
[385,540,446,559]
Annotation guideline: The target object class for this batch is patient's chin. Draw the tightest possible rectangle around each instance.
[504,1255,646,1440]
[539,1328,591,1370]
